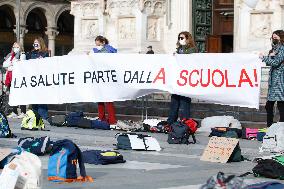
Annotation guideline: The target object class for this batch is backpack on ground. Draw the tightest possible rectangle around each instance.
[117,120,143,132]
[252,159,284,179]
[260,122,284,153]
[21,110,44,130]
[50,115,66,127]
[47,139,93,183]
[0,111,12,138]
[209,127,242,138]
[116,133,161,151]
[244,181,284,189]
[181,118,198,133]
[200,172,244,189]
[242,127,258,139]
[18,136,53,156]
[91,119,110,130]
[65,111,84,127]
[257,128,267,142]
[167,121,196,144]
[0,151,42,189]
[82,150,126,165]
[228,143,244,162]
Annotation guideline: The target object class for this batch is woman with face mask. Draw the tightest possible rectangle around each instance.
[26,37,50,122]
[3,42,26,118]
[91,36,118,129]
[167,31,197,125]
[259,30,284,127]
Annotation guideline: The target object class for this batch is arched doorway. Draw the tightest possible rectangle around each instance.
[24,8,47,52]
[0,5,16,64]
[56,10,74,56]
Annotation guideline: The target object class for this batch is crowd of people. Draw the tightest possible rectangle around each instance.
[1,29,284,128]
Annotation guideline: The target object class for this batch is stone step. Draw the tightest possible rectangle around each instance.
[48,100,280,126]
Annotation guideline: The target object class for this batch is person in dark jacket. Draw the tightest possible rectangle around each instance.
[260,30,284,127]
[146,46,154,54]
[167,31,197,125]
[92,36,117,129]
[26,37,50,121]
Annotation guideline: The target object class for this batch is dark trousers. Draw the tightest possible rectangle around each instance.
[265,101,284,127]
[32,104,48,120]
[12,106,26,114]
[167,94,191,124]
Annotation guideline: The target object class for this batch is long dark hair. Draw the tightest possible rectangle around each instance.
[176,31,197,50]
[95,35,109,45]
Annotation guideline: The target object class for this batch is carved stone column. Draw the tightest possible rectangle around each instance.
[70,0,104,54]
[46,28,59,56]
[14,26,27,46]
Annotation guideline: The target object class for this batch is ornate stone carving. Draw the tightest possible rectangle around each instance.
[118,18,136,40]
[106,0,138,16]
[147,17,158,40]
[82,19,99,39]
[250,12,272,38]
[71,1,102,17]
[140,0,166,15]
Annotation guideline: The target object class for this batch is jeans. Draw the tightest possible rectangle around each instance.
[167,94,191,124]
[98,102,117,124]
[265,101,284,127]
[32,104,48,120]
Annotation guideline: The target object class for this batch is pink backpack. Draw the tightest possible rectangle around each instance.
[243,128,258,139]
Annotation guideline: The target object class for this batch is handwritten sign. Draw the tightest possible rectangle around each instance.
[200,136,239,163]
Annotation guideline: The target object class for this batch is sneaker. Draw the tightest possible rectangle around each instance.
[7,112,18,118]
[110,124,117,130]
[17,113,26,119]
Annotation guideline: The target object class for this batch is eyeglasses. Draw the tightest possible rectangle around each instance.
[178,37,184,40]
[33,43,39,48]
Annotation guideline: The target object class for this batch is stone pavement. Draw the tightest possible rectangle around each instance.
[0,119,281,189]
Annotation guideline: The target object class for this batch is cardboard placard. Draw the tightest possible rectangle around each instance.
[0,148,12,162]
[200,136,239,163]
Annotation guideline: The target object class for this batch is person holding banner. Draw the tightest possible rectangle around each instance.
[3,42,26,118]
[167,31,197,125]
[26,37,50,122]
[260,30,284,127]
[92,36,118,129]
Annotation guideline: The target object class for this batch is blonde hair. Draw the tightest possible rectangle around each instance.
[12,42,24,52]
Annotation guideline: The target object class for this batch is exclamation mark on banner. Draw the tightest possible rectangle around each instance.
[254,69,258,87]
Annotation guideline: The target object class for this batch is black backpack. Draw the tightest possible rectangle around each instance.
[252,159,284,179]
[82,150,126,165]
[167,121,196,144]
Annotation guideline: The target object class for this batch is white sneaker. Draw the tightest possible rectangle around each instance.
[110,124,117,130]
[17,113,26,119]
[7,112,18,118]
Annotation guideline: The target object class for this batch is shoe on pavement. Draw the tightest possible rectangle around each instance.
[17,113,26,119]
[110,124,117,130]
[7,112,18,118]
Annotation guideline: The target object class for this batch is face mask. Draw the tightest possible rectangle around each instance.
[179,39,187,46]
[33,43,40,50]
[13,47,20,53]
[96,46,103,50]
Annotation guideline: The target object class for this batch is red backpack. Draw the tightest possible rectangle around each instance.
[181,118,198,134]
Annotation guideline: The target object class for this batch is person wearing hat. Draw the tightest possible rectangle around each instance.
[146,46,154,54]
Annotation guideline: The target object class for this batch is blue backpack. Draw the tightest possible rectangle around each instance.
[47,139,93,183]
[18,136,53,156]
[65,112,84,127]
[244,182,284,189]
[0,112,12,138]
[82,150,126,165]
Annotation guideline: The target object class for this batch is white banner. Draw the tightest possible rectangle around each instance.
[9,53,262,108]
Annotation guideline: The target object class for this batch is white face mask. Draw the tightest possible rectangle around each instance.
[97,46,103,50]
[179,39,187,46]
[13,47,20,53]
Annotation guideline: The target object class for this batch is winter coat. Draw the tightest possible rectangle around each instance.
[262,44,284,101]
